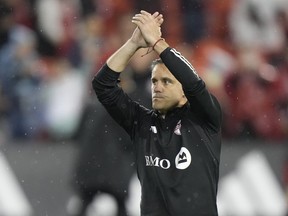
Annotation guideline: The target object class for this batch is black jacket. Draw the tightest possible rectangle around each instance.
[93,47,222,216]
[72,100,134,196]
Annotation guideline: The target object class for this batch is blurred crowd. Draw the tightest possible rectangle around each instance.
[0,0,288,142]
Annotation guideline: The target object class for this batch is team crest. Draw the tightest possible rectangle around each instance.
[174,120,182,135]
[150,126,157,134]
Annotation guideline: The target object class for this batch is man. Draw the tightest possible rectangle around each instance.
[93,10,222,216]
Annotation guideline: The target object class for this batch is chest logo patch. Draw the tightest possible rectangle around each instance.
[175,147,191,169]
[174,120,182,135]
[150,126,157,134]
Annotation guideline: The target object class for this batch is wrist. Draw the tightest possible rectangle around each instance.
[152,38,165,50]
[140,38,169,57]
[127,38,142,51]
[153,38,168,54]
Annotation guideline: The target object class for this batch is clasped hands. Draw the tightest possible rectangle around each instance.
[131,10,164,49]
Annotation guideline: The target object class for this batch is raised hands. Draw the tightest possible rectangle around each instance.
[130,11,164,48]
[106,11,164,72]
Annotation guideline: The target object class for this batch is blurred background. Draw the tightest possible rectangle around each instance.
[0,0,288,215]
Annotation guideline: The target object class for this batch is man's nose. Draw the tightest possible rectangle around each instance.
[153,82,163,92]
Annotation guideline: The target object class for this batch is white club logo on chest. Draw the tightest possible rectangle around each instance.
[174,120,182,135]
[175,147,191,169]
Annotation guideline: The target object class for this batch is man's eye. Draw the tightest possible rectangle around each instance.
[164,80,171,84]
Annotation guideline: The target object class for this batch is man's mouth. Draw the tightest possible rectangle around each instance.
[153,96,164,99]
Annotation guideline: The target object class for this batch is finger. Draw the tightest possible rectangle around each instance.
[133,13,147,20]
[140,10,155,21]
[154,13,163,21]
[131,19,141,26]
[155,14,163,20]
[131,18,144,28]
[140,10,151,15]
[156,17,164,26]
[133,14,143,19]
[152,11,159,18]
[142,16,153,23]
[132,14,145,23]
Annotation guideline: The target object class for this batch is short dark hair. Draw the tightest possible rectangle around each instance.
[150,58,163,71]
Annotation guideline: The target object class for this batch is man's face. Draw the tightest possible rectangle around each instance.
[151,63,186,114]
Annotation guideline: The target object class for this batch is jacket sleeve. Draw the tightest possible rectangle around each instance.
[160,47,222,132]
[92,64,149,138]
